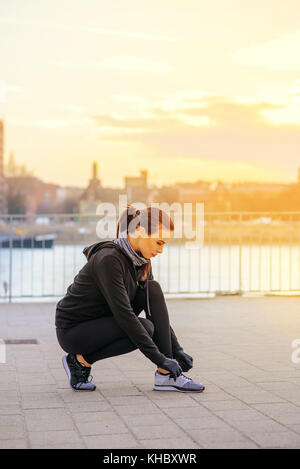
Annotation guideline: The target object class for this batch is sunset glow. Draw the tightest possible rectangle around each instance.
[0,0,299,188]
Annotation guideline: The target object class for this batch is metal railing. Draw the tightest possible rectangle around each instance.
[1,211,300,301]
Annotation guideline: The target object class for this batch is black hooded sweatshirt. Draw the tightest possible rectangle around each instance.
[55,240,183,366]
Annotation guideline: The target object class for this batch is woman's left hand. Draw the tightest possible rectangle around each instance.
[173,350,193,372]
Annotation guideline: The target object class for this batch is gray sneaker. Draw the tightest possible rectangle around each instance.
[153,370,205,393]
[62,354,96,392]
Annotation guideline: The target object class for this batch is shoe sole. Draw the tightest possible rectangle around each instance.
[62,355,96,392]
[153,385,205,393]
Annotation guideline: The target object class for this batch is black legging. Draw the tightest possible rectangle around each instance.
[56,280,173,365]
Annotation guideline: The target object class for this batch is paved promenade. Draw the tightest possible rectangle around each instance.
[1,296,300,449]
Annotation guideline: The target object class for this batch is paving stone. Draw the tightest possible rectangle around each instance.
[153,395,204,408]
[186,428,255,445]
[105,395,152,406]
[201,441,259,449]
[0,390,19,403]
[18,384,58,394]
[192,392,236,402]
[214,408,271,422]
[0,405,22,415]
[66,401,112,413]
[287,425,300,434]
[163,406,214,419]
[3,297,300,449]
[0,439,28,449]
[97,386,143,397]
[18,373,56,386]
[131,423,186,440]
[244,431,300,448]
[28,430,83,448]
[253,402,300,415]
[174,416,231,430]
[140,438,200,449]
[113,403,162,416]
[0,415,24,426]
[76,420,129,436]
[122,413,172,427]
[0,425,25,440]
[58,389,105,403]
[230,418,289,434]
[201,400,251,411]
[223,387,285,404]
[24,408,75,432]
[83,433,139,449]
[71,411,121,423]
[0,372,17,385]
[21,392,65,409]
[268,414,300,425]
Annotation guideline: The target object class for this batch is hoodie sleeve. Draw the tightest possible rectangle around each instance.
[91,254,165,366]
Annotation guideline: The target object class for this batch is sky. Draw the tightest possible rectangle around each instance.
[0,0,300,189]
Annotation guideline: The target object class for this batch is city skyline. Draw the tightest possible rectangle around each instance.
[3,149,299,190]
[0,1,300,188]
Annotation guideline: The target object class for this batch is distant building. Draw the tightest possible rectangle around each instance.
[124,169,148,189]
[6,175,58,214]
[56,186,84,205]
[4,152,57,214]
[79,161,104,213]
[174,181,210,204]
[0,119,7,214]
[124,169,151,203]
[5,151,34,178]
[229,182,289,194]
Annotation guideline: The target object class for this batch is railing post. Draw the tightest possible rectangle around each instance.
[238,213,243,295]
[9,223,12,303]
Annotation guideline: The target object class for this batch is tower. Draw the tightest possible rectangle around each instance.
[92,161,98,180]
[6,151,17,177]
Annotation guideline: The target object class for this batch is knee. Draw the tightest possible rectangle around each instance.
[139,317,155,337]
[148,280,163,295]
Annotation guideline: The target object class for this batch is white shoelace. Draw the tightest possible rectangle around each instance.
[176,373,192,383]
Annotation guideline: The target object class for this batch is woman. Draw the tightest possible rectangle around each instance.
[55,205,205,393]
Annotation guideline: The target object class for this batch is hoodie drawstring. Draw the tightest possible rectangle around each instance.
[146,279,151,318]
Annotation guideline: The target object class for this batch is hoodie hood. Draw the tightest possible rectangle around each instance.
[82,239,153,317]
[82,240,133,264]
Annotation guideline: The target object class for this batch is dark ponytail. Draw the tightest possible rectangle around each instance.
[116,204,141,238]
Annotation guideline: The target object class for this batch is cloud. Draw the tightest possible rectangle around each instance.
[6,84,25,94]
[7,117,93,129]
[0,17,175,42]
[233,29,300,70]
[93,96,280,133]
[113,95,149,105]
[176,97,280,126]
[53,56,171,72]
[99,56,171,72]
[91,95,300,173]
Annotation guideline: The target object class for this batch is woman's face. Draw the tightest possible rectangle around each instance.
[129,224,172,259]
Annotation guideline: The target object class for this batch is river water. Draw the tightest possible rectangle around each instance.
[0,243,300,299]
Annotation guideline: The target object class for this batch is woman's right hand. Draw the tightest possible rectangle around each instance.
[158,357,182,380]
